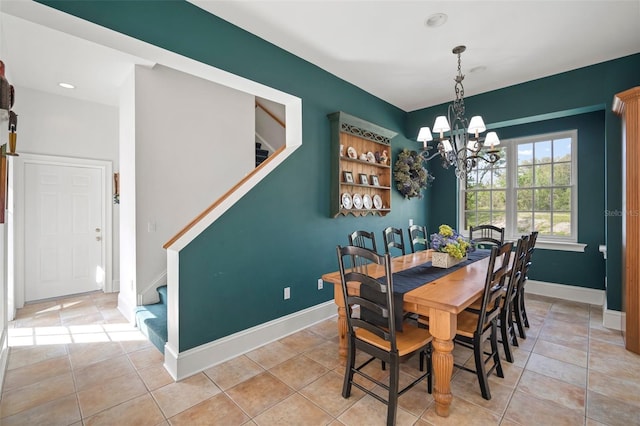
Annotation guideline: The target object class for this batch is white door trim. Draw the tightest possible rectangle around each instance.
[11,154,113,310]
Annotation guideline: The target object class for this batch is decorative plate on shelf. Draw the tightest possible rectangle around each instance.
[373,194,383,210]
[347,146,357,159]
[341,193,353,209]
[366,151,376,163]
[352,193,363,209]
[363,194,373,209]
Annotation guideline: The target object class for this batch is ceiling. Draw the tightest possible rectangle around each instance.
[1,1,639,111]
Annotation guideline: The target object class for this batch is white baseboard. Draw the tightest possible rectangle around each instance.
[603,309,624,331]
[526,280,605,305]
[0,329,9,393]
[526,280,623,331]
[138,271,167,306]
[164,301,337,381]
[117,292,137,324]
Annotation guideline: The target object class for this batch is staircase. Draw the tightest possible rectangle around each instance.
[134,285,167,354]
[256,142,269,167]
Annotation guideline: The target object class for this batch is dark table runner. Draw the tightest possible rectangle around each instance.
[361,249,491,331]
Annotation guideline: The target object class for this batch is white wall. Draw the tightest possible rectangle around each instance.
[133,64,254,296]
[0,224,7,389]
[12,87,120,292]
[118,70,137,322]
[13,86,118,161]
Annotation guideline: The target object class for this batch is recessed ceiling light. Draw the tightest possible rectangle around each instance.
[425,13,448,28]
[58,82,75,89]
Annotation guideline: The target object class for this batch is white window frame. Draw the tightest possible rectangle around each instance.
[458,130,580,249]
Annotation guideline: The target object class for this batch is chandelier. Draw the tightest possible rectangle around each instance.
[417,45,499,181]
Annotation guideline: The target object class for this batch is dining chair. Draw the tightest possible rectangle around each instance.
[348,230,378,253]
[408,224,428,253]
[514,230,538,338]
[454,241,513,400]
[383,226,406,256]
[469,224,505,249]
[348,230,379,272]
[336,245,432,426]
[498,235,529,363]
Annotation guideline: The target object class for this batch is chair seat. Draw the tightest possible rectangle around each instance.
[356,323,432,356]
[456,310,479,338]
[457,303,501,339]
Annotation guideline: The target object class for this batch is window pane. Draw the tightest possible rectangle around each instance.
[552,212,571,235]
[553,138,571,162]
[517,189,533,211]
[492,212,506,229]
[465,192,477,210]
[466,169,478,189]
[493,167,506,188]
[534,140,552,164]
[518,143,533,165]
[553,163,571,185]
[492,190,506,210]
[553,188,571,211]
[534,188,551,211]
[478,170,491,188]
[517,213,533,234]
[477,211,491,225]
[518,165,533,187]
[534,164,552,186]
[465,211,477,229]
[477,191,491,210]
[534,213,552,234]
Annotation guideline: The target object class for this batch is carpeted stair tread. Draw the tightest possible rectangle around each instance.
[135,285,168,354]
[157,285,167,305]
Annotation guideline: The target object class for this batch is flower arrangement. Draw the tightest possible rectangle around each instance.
[393,149,434,199]
[430,224,474,260]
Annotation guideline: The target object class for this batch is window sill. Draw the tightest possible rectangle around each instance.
[508,239,587,252]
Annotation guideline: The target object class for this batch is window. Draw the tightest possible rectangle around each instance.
[461,130,577,241]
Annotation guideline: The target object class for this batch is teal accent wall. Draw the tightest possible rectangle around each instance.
[407,54,640,310]
[40,1,429,351]
[41,1,638,342]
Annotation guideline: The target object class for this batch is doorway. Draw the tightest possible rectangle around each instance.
[9,154,113,313]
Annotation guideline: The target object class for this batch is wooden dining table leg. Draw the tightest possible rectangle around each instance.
[333,283,348,360]
[429,308,457,417]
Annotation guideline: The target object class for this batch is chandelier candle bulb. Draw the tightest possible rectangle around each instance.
[433,116,450,138]
[485,131,500,149]
[417,127,433,150]
[468,116,486,137]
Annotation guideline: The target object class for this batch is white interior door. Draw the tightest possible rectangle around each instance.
[24,163,104,301]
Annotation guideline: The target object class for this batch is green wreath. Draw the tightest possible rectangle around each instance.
[393,149,434,199]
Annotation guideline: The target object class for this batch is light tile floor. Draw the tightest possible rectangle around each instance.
[1,291,639,425]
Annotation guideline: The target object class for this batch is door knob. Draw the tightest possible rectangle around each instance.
[95,228,101,232]
[96,236,102,241]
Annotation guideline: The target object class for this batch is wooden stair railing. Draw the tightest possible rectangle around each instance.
[255,100,285,128]
[165,102,287,249]
[163,145,285,249]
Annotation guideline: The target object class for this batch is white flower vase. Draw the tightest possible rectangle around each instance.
[431,252,467,268]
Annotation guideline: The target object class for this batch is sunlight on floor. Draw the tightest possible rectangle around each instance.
[8,323,146,347]
[8,292,146,347]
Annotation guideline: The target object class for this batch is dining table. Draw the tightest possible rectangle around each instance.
[321,248,492,418]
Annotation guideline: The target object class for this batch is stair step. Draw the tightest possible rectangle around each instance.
[158,285,167,305]
[255,142,262,149]
[256,149,269,157]
[135,302,167,354]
